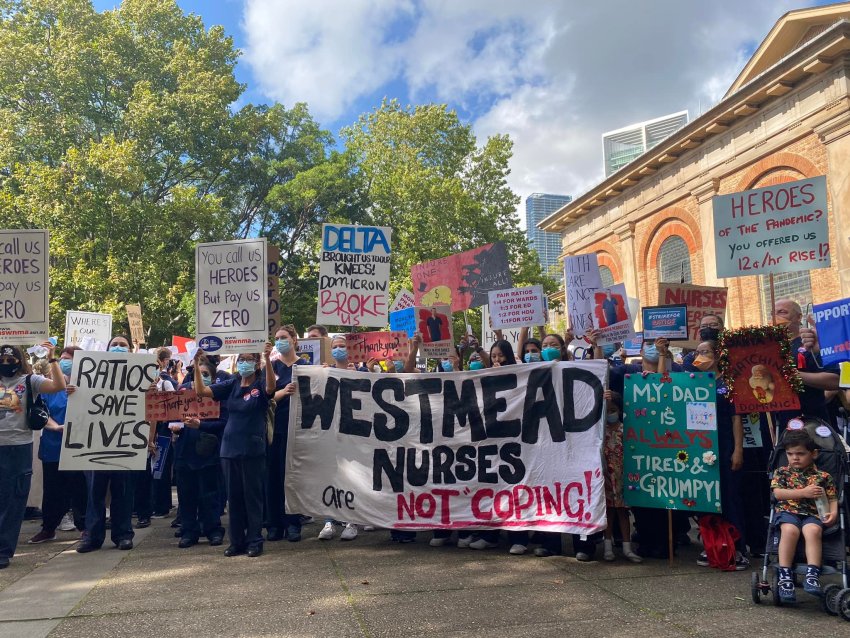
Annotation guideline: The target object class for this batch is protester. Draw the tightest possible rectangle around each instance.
[193,344,277,557]
[148,347,177,521]
[28,347,87,544]
[0,342,67,569]
[171,357,226,548]
[306,325,329,338]
[488,339,517,367]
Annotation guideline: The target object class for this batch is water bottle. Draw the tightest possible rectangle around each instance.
[815,493,830,521]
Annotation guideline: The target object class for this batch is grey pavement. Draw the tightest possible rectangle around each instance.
[0,517,844,638]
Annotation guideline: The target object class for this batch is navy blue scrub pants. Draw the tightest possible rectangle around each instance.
[176,463,224,540]
[85,471,135,547]
[222,456,265,549]
[0,443,33,562]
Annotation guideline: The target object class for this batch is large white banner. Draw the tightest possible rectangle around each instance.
[286,361,608,533]
[317,224,392,327]
[60,352,158,471]
[0,229,49,345]
[196,238,268,355]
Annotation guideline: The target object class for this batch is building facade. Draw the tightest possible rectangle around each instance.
[542,5,850,330]
[525,193,572,281]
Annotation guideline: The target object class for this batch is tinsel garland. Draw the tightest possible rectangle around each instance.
[717,325,805,405]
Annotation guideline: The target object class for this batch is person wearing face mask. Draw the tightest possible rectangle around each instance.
[193,343,278,557]
[144,347,178,523]
[171,358,226,548]
[521,339,543,364]
[680,314,724,370]
[689,340,748,571]
[0,342,67,569]
[77,335,147,553]
[29,347,88,544]
[327,335,353,371]
[266,326,301,542]
[488,340,517,368]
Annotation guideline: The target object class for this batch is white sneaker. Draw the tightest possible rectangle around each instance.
[576,552,591,561]
[469,538,498,550]
[58,513,75,532]
[603,540,615,561]
[456,536,473,548]
[318,522,337,540]
[362,525,376,531]
[340,523,358,541]
[430,536,450,547]
[509,544,527,555]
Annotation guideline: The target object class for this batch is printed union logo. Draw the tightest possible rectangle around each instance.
[199,336,222,352]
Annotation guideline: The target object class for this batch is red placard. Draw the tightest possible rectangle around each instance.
[725,338,801,414]
[145,390,220,422]
[344,331,410,363]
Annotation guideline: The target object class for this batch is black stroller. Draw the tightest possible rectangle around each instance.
[750,416,850,620]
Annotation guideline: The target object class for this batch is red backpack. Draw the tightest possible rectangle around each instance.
[698,515,740,571]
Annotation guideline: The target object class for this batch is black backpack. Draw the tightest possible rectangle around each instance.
[25,374,50,431]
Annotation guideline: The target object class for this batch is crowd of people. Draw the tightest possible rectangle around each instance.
[0,298,845,600]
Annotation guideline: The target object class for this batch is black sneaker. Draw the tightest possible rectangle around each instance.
[734,553,750,571]
[136,518,151,529]
[696,551,710,566]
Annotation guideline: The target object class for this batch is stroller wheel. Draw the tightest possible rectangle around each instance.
[838,588,850,621]
[823,583,840,615]
[751,571,762,605]
[772,569,783,607]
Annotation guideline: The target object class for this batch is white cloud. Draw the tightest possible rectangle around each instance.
[242,0,800,203]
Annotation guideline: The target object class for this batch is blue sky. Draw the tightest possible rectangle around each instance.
[93,1,832,206]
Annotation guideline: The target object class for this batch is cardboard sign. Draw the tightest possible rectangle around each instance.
[316,224,392,327]
[591,283,636,346]
[658,283,727,348]
[813,297,850,366]
[267,244,281,337]
[712,175,829,278]
[723,332,801,414]
[642,305,688,341]
[196,238,269,355]
[145,389,220,422]
[126,304,145,344]
[296,337,329,366]
[0,229,49,345]
[487,286,546,330]
[564,253,602,338]
[623,372,722,513]
[285,360,607,532]
[481,304,522,355]
[64,311,113,350]
[389,289,415,313]
[416,305,454,357]
[344,331,410,363]
[60,352,158,471]
[412,242,512,312]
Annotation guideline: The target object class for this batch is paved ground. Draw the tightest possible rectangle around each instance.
[0,516,845,637]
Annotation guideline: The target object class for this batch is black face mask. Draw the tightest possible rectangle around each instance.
[0,362,20,377]
[699,327,721,342]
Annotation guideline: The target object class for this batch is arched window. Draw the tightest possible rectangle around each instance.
[658,235,692,283]
[599,265,615,287]
[759,272,813,323]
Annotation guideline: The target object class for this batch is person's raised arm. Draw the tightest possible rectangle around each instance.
[193,350,213,398]
[39,342,67,394]
[404,332,422,373]
[263,342,276,397]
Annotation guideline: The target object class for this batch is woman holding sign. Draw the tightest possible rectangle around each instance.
[193,343,278,558]
[0,342,66,569]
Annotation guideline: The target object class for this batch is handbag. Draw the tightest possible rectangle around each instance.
[25,374,50,431]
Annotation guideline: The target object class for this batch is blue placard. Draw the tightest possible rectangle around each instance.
[389,307,416,338]
[813,297,850,366]
[642,305,688,341]
[151,434,171,478]
[624,332,644,356]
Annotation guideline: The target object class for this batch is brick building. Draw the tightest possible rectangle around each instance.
[541,4,850,328]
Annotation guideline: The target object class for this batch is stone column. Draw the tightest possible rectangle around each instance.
[692,179,721,286]
[815,110,850,297]
[614,221,639,300]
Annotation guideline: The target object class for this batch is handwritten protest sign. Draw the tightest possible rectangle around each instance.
[0,229,49,345]
[145,389,220,422]
[65,311,113,349]
[286,360,607,532]
[389,289,415,312]
[591,283,636,346]
[712,175,829,278]
[719,326,802,414]
[196,238,268,355]
[658,283,727,348]
[317,224,392,327]
[488,286,546,329]
[60,352,158,471]
[482,304,521,354]
[416,305,454,357]
[267,244,281,337]
[345,331,410,363]
[412,242,512,312]
[642,305,688,341]
[564,253,602,338]
[297,338,327,365]
[389,307,416,338]
[623,372,721,513]
[813,297,850,366]
[126,304,145,344]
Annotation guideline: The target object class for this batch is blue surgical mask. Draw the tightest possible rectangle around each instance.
[643,344,659,363]
[275,339,291,354]
[523,352,541,363]
[541,347,561,362]
[606,413,620,424]
[201,374,213,387]
[393,360,404,372]
[468,361,484,371]
[331,347,347,361]
[602,344,616,358]
[109,345,128,353]
[59,359,73,376]
[441,360,454,372]
[237,361,257,377]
